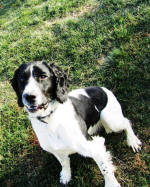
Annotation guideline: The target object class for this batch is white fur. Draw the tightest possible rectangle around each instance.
[27,87,141,186]
[22,66,47,108]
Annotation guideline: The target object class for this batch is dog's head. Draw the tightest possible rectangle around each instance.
[11,61,69,116]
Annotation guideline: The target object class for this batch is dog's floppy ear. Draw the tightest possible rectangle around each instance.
[10,64,25,107]
[49,63,69,103]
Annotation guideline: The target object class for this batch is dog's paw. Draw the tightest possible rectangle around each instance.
[105,173,121,187]
[127,135,142,152]
[105,180,121,187]
[60,169,71,185]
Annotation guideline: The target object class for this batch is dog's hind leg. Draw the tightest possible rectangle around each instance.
[76,136,120,187]
[100,88,142,152]
[54,153,71,185]
[101,114,142,152]
[123,118,142,152]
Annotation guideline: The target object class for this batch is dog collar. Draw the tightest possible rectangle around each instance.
[37,111,53,124]
[37,100,58,124]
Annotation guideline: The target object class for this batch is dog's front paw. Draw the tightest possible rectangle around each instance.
[127,135,142,152]
[105,173,121,187]
[60,169,71,185]
[105,181,121,187]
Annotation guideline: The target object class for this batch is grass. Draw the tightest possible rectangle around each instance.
[0,0,150,186]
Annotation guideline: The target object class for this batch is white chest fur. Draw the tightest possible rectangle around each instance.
[30,117,68,153]
[29,101,82,155]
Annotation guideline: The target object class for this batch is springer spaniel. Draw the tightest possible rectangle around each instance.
[11,61,142,187]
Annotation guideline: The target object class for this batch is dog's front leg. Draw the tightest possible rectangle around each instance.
[54,153,71,185]
[75,136,121,187]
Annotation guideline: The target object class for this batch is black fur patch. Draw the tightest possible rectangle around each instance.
[85,87,108,112]
[69,87,108,128]
[44,62,69,103]
[11,63,30,107]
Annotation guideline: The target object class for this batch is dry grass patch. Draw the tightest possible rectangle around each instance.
[45,0,98,26]
[0,81,16,108]
[31,0,99,38]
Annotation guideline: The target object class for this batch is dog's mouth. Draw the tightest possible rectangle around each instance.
[26,103,49,113]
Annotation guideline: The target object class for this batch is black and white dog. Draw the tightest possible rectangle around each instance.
[11,61,142,187]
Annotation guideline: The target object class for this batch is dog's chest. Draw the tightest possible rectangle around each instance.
[30,118,69,152]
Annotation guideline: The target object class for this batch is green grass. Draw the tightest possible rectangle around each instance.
[0,0,150,186]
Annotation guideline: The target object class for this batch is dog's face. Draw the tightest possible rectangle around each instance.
[11,61,69,116]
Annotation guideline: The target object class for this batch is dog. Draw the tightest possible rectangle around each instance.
[11,61,142,187]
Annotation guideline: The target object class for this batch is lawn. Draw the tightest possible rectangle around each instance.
[0,0,150,186]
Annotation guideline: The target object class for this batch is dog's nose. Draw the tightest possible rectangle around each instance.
[23,94,36,103]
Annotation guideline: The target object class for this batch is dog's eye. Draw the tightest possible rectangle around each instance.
[39,75,48,80]
[20,78,24,82]
[20,77,25,82]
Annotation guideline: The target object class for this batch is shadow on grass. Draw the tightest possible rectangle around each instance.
[0,148,61,187]
[0,0,25,17]
[0,127,149,187]
[0,147,105,187]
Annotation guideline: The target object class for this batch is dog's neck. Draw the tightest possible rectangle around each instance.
[37,113,52,124]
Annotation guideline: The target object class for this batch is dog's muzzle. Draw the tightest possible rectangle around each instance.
[22,93,49,113]
[25,103,49,113]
